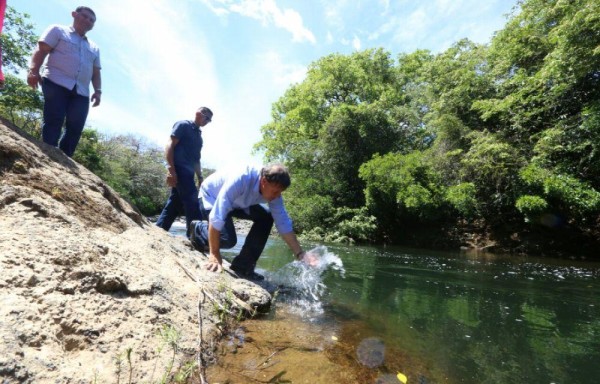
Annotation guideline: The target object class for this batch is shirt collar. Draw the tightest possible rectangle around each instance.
[68,26,88,40]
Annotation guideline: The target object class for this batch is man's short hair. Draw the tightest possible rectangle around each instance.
[261,164,291,188]
[199,107,213,119]
[76,6,96,19]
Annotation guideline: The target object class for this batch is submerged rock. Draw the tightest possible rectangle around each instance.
[356,337,386,368]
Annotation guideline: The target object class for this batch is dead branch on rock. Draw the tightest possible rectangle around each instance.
[197,290,208,384]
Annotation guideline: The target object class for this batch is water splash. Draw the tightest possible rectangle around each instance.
[269,246,344,317]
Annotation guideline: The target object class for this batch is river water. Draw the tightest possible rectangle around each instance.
[170,223,600,383]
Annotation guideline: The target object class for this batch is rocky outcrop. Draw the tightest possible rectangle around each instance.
[0,118,271,383]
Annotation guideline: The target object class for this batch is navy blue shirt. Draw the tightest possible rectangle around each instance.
[172,120,202,173]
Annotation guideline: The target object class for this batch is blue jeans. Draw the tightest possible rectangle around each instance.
[192,202,274,273]
[156,167,200,236]
[41,78,90,157]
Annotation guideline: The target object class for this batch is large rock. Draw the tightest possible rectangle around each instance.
[0,118,271,383]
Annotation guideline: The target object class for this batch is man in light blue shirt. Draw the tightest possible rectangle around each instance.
[190,164,310,280]
[27,6,102,157]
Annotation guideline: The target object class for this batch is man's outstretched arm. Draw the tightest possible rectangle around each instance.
[205,223,223,273]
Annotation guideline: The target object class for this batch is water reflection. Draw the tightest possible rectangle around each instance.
[170,223,600,383]
[257,241,600,384]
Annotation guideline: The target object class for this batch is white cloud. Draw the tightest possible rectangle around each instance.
[352,35,361,50]
[199,51,306,169]
[380,0,390,15]
[89,0,310,169]
[205,0,316,44]
[75,1,227,164]
[326,31,334,44]
[262,51,307,86]
[395,9,428,43]
[434,0,462,15]
[323,1,346,31]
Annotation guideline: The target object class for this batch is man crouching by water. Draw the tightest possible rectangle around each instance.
[189,164,316,280]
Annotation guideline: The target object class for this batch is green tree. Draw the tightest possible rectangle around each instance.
[359,152,447,242]
[0,7,42,131]
[257,49,416,204]
[1,6,38,73]
[459,130,525,217]
[257,48,433,233]
[0,74,43,134]
[74,129,170,216]
[475,0,600,148]
[98,135,168,215]
[256,0,600,253]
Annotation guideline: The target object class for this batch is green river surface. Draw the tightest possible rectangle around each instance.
[172,223,600,383]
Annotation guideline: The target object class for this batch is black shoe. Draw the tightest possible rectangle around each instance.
[231,266,264,281]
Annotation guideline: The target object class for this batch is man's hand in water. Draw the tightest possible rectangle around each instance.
[300,251,319,267]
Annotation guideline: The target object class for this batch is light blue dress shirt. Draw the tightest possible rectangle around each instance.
[40,25,101,97]
[199,165,294,234]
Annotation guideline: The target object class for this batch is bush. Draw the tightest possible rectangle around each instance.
[286,194,335,234]
[445,183,479,218]
[333,207,378,243]
[520,164,600,219]
[515,195,548,220]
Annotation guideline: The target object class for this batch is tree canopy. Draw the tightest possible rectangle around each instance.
[256,0,600,255]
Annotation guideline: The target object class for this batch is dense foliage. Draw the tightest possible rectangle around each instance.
[0,7,169,215]
[74,130,169,214]
[256,0,600,255]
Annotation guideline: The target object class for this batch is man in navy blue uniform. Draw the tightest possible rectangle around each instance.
[156,107,213,236]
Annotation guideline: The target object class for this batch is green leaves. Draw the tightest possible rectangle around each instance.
[73,131,169,215]
[0,74,44,132]
[0,8,43,135]
[258,0,600,249]
[0,6,38,73]
[519,164,600,219]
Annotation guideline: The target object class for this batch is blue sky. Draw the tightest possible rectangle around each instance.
[15,0,518,169]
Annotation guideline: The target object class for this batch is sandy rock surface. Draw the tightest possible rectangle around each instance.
[0,119,271,383]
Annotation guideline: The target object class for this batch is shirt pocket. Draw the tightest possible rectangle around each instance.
[56,37,79,55]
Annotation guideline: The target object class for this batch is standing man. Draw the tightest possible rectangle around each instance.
[27,6,102,157]
[190,164,314,280]
[156,107,213,235]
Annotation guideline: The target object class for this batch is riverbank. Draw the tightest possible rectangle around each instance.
[0,119,271,383]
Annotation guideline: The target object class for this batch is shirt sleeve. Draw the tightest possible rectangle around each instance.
[40,25,61,47]
[269,196,294,234]
[208,175,244,232]
[171,121,188,140]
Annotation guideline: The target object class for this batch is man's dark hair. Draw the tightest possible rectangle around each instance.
[261,164,291,188]
[199,107,213,119]
[76,6,96,19]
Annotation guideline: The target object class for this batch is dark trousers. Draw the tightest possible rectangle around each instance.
[41,78,90,157]
[192,202,274,273]
[156,167,200,236]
